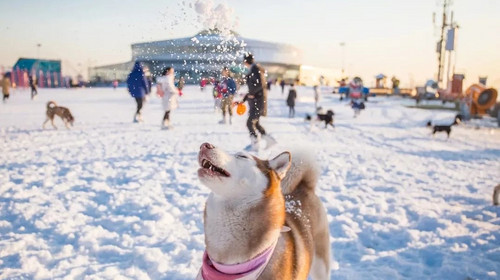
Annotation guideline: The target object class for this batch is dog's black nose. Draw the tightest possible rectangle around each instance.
[200,143,215,150]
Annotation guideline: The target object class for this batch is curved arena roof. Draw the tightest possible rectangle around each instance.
[131,30,303,69]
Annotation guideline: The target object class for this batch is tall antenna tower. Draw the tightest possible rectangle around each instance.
[436,0,449,85]
[434,0,459,87]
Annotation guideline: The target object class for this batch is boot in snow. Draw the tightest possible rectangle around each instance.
[244,136,259,152]
[262,134,277,149]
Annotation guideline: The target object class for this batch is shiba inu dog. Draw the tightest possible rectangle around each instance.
[43,101,74,129]
[196,142,330,280]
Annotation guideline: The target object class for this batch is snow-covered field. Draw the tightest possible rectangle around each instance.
[1,85,499,279]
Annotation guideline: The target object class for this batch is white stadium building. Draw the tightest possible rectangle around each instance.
[89,30,340,86]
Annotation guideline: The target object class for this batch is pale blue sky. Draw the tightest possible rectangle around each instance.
[0,0,498,88]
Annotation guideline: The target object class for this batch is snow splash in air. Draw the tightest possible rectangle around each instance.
[154,0,246,82]
[193,0,239,36]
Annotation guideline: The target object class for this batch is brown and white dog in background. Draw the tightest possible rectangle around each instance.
[197,143,330,280]
[43,101,74,129]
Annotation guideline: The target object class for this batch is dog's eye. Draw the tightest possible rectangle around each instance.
[236,154,248,159]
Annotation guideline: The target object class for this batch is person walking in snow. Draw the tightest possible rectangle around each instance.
[200,77,207,91]
[287,83,297,118]
[391,76,400,95]
[2,72,11,102]
[238,53,276,151]
[29,73,38,100]
[313,85,320,109]
[280,79,286,95]
[177,76,185,96]
[156,67,179,129]
[349,76,365,117]
[127,62,150,123]
[145,69,153,95]
[212,80,222,112]
[217,67,237,124]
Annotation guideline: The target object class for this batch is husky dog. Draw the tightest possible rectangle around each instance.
[427,114,463,138]
[43,101,74,129]
[196,143,330,280]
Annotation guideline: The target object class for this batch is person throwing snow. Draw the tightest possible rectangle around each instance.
[238,53,276,151]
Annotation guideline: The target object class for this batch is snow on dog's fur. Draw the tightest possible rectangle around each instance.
[197,142,330,280]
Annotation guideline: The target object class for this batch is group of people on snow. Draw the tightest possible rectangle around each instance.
[126,62,183,130]
[125,53,368,150]
[125,53,278,151]
[1,72,38,103]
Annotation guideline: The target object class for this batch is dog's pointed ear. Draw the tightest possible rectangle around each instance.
[269,151,291,180]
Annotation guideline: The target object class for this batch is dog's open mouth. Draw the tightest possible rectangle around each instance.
[200,159,230,177]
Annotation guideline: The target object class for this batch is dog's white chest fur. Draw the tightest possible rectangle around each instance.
[204,194,279,264]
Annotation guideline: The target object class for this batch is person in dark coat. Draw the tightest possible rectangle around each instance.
[28,73,38,100]
[240,53,276,151]
[287,83,297,118]
[280,79,286,95]
[127,62,150,122]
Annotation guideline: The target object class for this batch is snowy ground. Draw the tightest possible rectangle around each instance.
[1,85,499,280]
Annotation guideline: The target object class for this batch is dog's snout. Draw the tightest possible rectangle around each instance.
[200,143,215,150]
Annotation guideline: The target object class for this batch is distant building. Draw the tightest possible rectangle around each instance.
[12,58,63,87]
[89,30,304,84]
[89,61,134,84]
[89,30,341,86]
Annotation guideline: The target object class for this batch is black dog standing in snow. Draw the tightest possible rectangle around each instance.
[305,108,335,129]
[427,114,463,138]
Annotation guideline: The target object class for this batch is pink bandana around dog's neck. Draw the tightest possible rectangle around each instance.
[196,241,277,280]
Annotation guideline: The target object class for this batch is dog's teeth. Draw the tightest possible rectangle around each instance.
[202,159,212,169]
